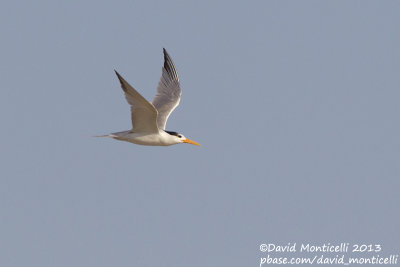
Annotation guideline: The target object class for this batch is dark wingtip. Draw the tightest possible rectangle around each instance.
[114,70,124,85]
[163,48,168,61]
[161,48,178,81]
[114,70,122,79]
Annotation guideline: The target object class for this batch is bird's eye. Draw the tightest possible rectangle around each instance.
[178,135,182,138]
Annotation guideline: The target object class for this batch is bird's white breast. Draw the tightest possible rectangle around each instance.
[111,130,177,146]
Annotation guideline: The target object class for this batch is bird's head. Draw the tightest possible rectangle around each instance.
[165,131,200,146]
[179,134,200,146]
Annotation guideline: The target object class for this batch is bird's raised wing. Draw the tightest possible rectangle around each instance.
[152,48,182,130]
[115,71,159,133]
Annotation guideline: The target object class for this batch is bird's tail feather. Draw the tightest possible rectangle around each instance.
[92,134,115,138]
[93,131,129,138]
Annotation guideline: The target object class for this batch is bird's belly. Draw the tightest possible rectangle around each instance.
[114,132,170,146]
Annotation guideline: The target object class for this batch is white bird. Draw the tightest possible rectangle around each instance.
[97,48,200,147]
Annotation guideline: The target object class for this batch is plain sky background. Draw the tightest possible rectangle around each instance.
[1,1,399,266]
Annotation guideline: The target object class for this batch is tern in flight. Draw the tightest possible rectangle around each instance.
[97,48,200,147]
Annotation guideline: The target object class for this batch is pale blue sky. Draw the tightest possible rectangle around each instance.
[1,1,399,266]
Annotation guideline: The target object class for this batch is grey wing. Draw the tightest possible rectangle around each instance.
[152,48,182,130]
[114,71,159,133]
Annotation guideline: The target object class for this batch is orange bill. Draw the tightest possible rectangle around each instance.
[183,138,201,146]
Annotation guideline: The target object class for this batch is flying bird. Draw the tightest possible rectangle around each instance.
[97,48,200,147]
